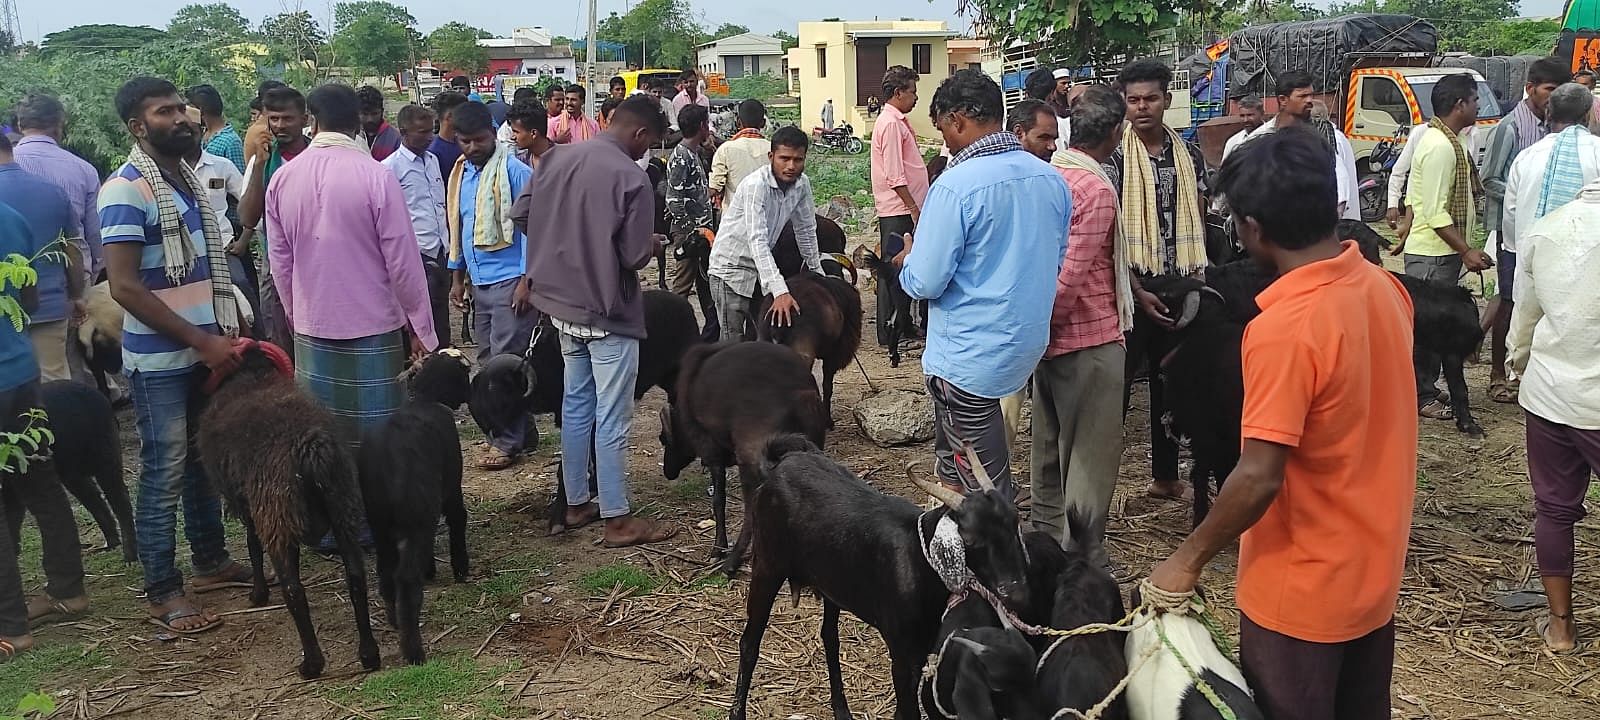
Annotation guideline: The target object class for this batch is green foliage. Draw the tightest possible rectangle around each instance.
[726,73,788,100]
[1459,18,1561,56]
[427,22,492,76]
[578,563,660,596]
[0,645,104,712]
[260,11,326,63]
[774,30,799,51]
[597,0,701,69]
[1180,0,1321,46]
[41,24,167,54]
[331,1,420,81]
[710,23,752,41]
[1324,0,1520,53]
[1,693,54,720]
[335,654,513,719]
[964,0,1197,66]
[167,3,254,46]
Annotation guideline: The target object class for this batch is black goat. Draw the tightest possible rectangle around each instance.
[76,282,124,398]
[851,246,915,367]
[1030,519,1128,719]
[39,380,135,562]
[774,215,855,283]
[646,155,671,289]
[359,349,473,666]
[196,343,379,679]
[920,600,1049,720]
[753,272,862,427]
[731,437,1031,720]
[659,341,827,574]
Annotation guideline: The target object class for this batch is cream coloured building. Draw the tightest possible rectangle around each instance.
[786,20,954,139]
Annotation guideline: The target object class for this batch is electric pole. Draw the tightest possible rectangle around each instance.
[585,0,598,109]
[1,0,22,52]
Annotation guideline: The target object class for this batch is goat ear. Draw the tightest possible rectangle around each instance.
[950,636,989,657]
[658,404,674,443]
[1172,290,1202,330]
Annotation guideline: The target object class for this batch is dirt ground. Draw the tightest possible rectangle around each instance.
[12,247,1600,720]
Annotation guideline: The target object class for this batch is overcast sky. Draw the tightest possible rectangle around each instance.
[22,0,1570,44]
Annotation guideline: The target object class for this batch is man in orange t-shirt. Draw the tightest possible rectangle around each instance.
[1151,129,1417,720]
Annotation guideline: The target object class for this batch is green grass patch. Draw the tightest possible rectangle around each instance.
[431,551,553,629]
[0,645,105,712]
[669,473,709,503]
[334,654,514,720]
[688,574,730,591]
[1417,470,1433,490]
[578,563,660,597]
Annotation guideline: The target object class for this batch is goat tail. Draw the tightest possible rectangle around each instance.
[296,430,363,541]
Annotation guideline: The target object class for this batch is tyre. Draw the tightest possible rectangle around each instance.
[844,137,865,154]
[1358,175,1386,223]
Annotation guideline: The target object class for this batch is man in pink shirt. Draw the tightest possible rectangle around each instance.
[870,65,929,350]
[1036,85,1134,571]
[671,70,711,120]
[265,84,438,452]
[553,84,600,144]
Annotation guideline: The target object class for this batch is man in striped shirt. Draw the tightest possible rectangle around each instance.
[100,77,250,636]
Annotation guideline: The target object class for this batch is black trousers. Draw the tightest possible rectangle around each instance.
[1124,318,1179,485]
[876,214,917,346]
[424,253,452,348]
[0,380,85,636]
[1241,615,1395,720]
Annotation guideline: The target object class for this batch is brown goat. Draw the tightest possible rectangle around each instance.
[196,344,380,679]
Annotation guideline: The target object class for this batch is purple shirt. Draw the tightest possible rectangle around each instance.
[12,134,102,275]
[264,143,438,349]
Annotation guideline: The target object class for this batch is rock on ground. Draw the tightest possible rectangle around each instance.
[854,389,936,447]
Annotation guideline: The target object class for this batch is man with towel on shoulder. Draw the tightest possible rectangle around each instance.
[446,102,537,471]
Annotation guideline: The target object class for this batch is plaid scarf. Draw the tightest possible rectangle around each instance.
[948,131,1023,168]
[732,128,764,141]
[1426,116,1481,242]
[1537,125,1590,220]
[1119,126,1206,276]
[127,143,238,336]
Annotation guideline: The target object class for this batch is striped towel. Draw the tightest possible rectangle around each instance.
[1536,126,1590,220]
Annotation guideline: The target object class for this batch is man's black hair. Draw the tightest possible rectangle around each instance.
[1529,57,1571,87]
[1117,59,1173,93]
[545,84,564,99]
[928,69,1004,124]
[564,83,586,100]
[599,97,622,120]
[609,75,626,89]
[262,86,307,114]
[307,84,360,133]
[771,125,809,151]
[186,84,225,118]
[1238,93,1264,111]
[882,65,920,100]
[611,94,668,136]
[115,76,180,123]
[1216,127,1337,251]
[449,75,471,89]
[1024,67,1056,101]
[678,69,697,84]
[678,104,710,138]
[1069,85,1126,149]
[1430,73,1478,118]
[1007,99,1052,133]
[512,86,539,103]
[1274,70,1315,98]
[257,79,288,98]
[506,99,548,135]
[1578,68,1598,80]
[736,98,766,129]
[356,85,385,113]
[432,91,469,118]
[396,103,434,127]
[14,93,65,131]
[450,101,494,137]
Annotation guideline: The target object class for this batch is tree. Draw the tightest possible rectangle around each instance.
[960,0,1201,67]
[1179,0,1320,46]
[596,0,702,68]
[330,1,420,81]
[261,11,326,62]
[773,30,798,51]
[168,3,254,46]
[1324,0,1518,52]
[41,24,168,54]
[1461,18,1560,56]
[710,23,751,41]
[427,22,491,75]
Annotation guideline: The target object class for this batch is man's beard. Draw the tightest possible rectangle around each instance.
[149,127,197,157]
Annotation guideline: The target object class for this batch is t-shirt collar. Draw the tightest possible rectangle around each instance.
[1256,240,1364,310]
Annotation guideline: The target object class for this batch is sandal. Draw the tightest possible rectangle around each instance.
[26,595,88,625]
[550,502,601,536]
[148,605,224,635]
[1419,399,1455,421]
[0,636,31,662]
[601,517,681,548]
[193,562,274,593]
[478,449,517,471]
[1537,612,1577,653]
[1489,381,1519,404]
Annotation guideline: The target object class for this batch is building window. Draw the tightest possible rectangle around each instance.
[912,43,931,74]
[817,47,827,78]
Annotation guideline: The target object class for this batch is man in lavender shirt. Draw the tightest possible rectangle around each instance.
[265,84,437,453]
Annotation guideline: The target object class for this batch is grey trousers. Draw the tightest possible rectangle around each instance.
[473,277,541,454]
[927,375,1014,500]
[709,276,755,343]
[1029,342,1126,566]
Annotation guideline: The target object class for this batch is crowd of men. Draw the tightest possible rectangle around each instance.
[0,48,1596,720]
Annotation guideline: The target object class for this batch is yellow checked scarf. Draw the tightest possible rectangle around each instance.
[1426,116,1481,242]
[1118,126,1206,276]
[1052,148,1136,333]
[447,142,515,264]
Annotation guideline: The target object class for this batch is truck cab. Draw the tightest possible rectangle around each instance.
[1346,65,1503,162]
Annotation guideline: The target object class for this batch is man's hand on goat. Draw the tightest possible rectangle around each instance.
[1148,555,1201,597]
[1136,288,1174,328]
[1461,248,1494,272]
[511,277,534,315]
[408,334,427,363]
[197,334,242,375]
[768,293,799,327]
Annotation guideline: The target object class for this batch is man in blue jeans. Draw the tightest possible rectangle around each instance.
[99,77,253,635]
[516,96,677,547]
[0,200,87,660]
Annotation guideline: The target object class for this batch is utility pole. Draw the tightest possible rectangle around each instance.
[586,0,598,109]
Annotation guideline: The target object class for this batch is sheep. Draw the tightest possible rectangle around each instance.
[1124,587,1263,720]
[1030,518,1129,719]
[658,341,827,575]
[750,273,862,428]
[850,246,915,368]
[39,380,135,562]
[358,348,473,666]
[196,341,380,679]
[730,436,1032,720]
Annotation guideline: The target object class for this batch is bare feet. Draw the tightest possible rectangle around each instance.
[26,594,89,624]
[1541,612,1577,652]
[602,515,680,547]
[147,595,223,634]
[1147,479,1192,501]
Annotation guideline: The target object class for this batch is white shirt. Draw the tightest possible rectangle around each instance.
[1501,130,1600,254]
[187,151,244,243]
[1388,124,1476,210]
[1227,116,1360,220]
[381,144,448,257]
[1056,115,1071,154]
[707,166,822,298]
[709,135,771,206]
[496,122,516,150]
[1507,179,1600,429]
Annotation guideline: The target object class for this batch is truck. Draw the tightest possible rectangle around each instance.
[1199,14,1503,218]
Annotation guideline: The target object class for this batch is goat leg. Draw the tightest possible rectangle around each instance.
[96,462,138,563]
[1190,460,1212,529]
[730,572,783,720]
[822,365,837,431]
[710,465,730,560]
[821,599,852,720]
[242,519,270,608]
[374,538,398,629]
[1442,354,1483,438]
[722,465,762,578]
[888,642,931,720]
[334,520,382,672]
[397,535,428,666]
[60,471,119,554]
[273,544,325,680]
[444,483,470,584]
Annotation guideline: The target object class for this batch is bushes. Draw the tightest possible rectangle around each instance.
[726,72,787,101]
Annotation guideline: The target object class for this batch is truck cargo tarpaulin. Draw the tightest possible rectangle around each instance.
[1228,14,1438,98]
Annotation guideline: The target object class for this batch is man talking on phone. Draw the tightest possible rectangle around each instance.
[705,126,823,340]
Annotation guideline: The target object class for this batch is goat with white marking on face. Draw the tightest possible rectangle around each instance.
[1124,586,1263,720]
[730,438,1032,720]
[359,348,473,666]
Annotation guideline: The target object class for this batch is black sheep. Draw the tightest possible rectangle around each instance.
[39,380,135,562]
[359,349,473,666]
[196,342,379,679]
[753,272,863,427]
[659,341,827,574]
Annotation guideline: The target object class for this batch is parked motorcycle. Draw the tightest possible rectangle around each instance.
[1358,125,1408,223]
[813,123,864,154]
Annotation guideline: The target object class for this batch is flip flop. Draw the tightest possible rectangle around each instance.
[193,563,275,593]
[0,637,27,662]
[26,596,87,626]
[1537,613,1578,653]
[479,449,517,471]
[601,521,681,548]
[1489,381,1519,404]
[148,607,224,635]
[550,503,602,536]
[1419,399,1455,420]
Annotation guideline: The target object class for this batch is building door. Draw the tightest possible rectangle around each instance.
[856,39,889,107]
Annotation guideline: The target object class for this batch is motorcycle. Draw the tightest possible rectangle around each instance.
[1357,125,1408,223]
[813,123,865,154]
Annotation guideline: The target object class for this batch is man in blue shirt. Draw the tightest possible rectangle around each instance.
[0,133,83,383]
[895,70,1070,499]
[0,200,89,660]
[446,102,536,471]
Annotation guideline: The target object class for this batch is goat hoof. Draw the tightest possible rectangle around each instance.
[404,650,426,666]
[453,572,469,584]
[360,646,382,671]
[1459,422,1485,439]
[298,655,326,680]
[249,589,270,607]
